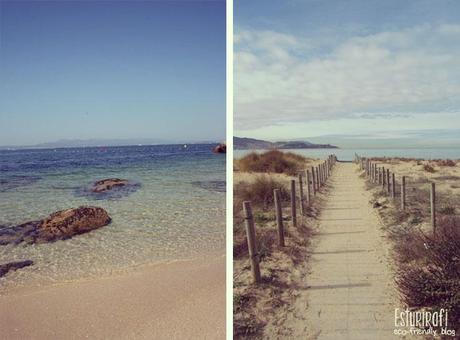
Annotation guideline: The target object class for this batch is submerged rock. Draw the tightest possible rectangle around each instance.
[192,180,226,193]
[0,260,34,278]
[75,178,140,200]
[0,206,111,245]
[212,143,226,154]
[91,178,129,193]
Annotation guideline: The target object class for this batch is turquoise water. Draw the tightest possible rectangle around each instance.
[234,148,460,161]
[0,144,225,291]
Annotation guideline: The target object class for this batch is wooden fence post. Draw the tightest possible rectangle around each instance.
[319,164,323,184]
[430,182,436,234]
[401,176,406,210]
[311,167,317,195]
[243,201,261,284]
[291,179,297,227]
[298,174,304,216]
[392,173,396,199]
[386,169,390,194]
[306,170,311,204]
[274,189,285,247]
[382,167,387,190]
[316,167,320,189]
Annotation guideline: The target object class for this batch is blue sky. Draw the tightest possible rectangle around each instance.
[234,0,460,148]
[0,0,225,146]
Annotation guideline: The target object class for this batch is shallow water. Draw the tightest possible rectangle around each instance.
[0,144,225,291]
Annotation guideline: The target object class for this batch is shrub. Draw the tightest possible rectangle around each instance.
[436,159,457,167]
[423,164,436,173]
[395,216,460,334]
[236,150,306,175]
[440,206,456,215]
[234,175,289,211]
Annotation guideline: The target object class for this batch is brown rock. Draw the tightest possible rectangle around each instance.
[36,206,111,242]
[212,143,226,154]
[0,206,111,245]
[91,178,129,193]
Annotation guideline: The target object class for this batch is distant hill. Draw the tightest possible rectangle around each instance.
[0,138,222,150]
[234,137,338,150]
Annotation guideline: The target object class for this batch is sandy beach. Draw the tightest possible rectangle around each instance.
[0,254,225,340]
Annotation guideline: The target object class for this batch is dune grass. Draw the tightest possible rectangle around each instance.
[235,150,307,176]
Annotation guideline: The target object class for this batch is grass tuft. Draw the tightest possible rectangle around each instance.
[236,150,307,176]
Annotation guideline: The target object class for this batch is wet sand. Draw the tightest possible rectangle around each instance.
[0,255,225,339]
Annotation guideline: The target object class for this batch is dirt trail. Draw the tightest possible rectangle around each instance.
[284,162,398,339]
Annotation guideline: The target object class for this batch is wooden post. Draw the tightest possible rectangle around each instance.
[386,169,390,194]
[274,189,285,247]
[311,167,317,195]
[320,165,323,185]
[298,174,304,216]
[378,167,382,185]
[391,173,396,199]
[243,201,261,284]
[430,182,436,234]
[306,170,311,204]
[291,180,297,227]
[316,167,320,189]
[401,176,406,210]
[382,167,387,190]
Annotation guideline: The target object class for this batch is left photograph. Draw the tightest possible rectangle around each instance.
[0,1,226,339]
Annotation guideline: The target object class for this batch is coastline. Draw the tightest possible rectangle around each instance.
[0,253,225,339]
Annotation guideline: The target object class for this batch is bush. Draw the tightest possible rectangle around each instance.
[234,175,289,211]
[236,150,306,175]
[440,206,456,215]
[423,164,436,173]
[436,159,457,167]
[395,216,460,334]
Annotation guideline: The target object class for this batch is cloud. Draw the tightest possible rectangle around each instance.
[234,25,460,130]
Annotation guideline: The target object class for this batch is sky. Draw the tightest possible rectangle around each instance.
[234,0,460,148]
[0,0,225,146]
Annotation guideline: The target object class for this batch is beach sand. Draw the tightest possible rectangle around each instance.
[0,254,225,340]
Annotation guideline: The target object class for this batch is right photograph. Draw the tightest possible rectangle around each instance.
[233,1,460,339]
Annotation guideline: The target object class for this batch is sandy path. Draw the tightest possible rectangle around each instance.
[0,255,225,340]
[289,163,397,339]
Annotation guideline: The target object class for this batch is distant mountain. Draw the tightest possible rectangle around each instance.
[234,137,338,150]
[0,138,222,150]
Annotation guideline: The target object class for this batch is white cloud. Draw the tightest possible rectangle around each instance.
[234,25,460,130]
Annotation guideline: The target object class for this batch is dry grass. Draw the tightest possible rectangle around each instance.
[395,217,460,334]
[364,161,460,335]
[235,150,308,176]
[234,175,289,217]
[233,150,326,338]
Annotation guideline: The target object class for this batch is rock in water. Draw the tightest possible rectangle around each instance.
[75,178,140,200]
[212,143,226,154]
[0,260,33,278]
[36,206,111,242]
[91,178,129,193]
[0,206,111,245]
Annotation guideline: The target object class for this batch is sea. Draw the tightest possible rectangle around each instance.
[234,148,460,161]
[0,144,225,292]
